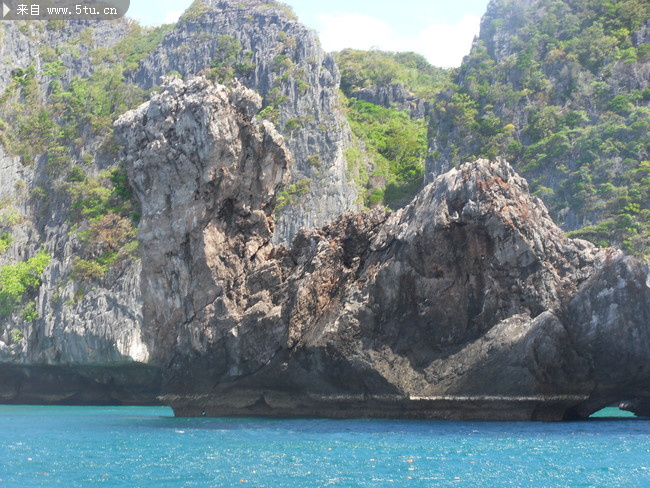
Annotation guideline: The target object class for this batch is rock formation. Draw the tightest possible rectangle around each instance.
[351,83,429,119]
[0,1,357,402]
[0,21,151,400]
[1,2,648,420]
[133,0,358,243]
[621,398,650,417]
[115,77,650,421]
[115,76,291,375]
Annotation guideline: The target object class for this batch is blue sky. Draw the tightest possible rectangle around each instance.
[127,0,490,67]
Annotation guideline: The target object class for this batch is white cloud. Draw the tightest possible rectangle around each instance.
[163,8,184,25]
[315,12,481,68]
[417,14,481,68]
[317,13,405,53]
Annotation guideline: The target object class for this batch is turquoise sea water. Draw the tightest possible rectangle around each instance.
[0,406,648,487]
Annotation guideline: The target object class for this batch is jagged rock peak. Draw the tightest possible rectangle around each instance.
[115,75,289,226]
[132,0,358,243]
[182,0,301,20]
[114,75,291,363]
[200,0,290,8]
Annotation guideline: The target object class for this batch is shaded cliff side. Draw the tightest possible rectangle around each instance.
[115,77,650,421]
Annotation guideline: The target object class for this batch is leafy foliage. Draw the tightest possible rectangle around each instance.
[9,328,23,344]
[335,50,451,208]
[66,167,139,279]
[276,178,312,215]
[207,35,256,84]
[66,167,137,222]
[52,67,147,138]
[0,251,51,318]
[0,198,21,227]
[429,0,650,257]
[0,233,12,254]
[336,49,452,100]
[177,0,210,26]
[20,301,38,322]
[0,198,19,254]
[345,99,428,208]
[71,258,108,282]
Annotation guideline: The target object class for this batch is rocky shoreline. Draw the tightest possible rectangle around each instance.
[165,393,594,421]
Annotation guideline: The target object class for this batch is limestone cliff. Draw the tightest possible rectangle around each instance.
[132,0,358,242]
[1,3,648,419]
[115,76,291,374]
[115,77,650,421]
[0,0,357,402]
[0,20,149,372]
[425,0,650,254]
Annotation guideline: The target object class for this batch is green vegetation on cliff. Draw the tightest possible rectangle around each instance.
[2,0,648,266]
[428,0,650,257]
[336,50,451,208]
[206,34,256,84]
[0,250,51,318]
[0,21,168,284]
[345,98,428,208]
[336,49,451,101]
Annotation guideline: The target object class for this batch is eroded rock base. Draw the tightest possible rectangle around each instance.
[166,393,591,421]
[0,363,162,406]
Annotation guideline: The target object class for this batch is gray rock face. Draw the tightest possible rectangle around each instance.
[351,83,429,119]
[0,142,147,366]
[560,256,650,417]
[115,76,291,374]
[0,21,131,97]
[116,77,650,420]
[0,21,151,400]
[0,2,358,404]
[132,0,358,243]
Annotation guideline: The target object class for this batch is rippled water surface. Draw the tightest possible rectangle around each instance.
[0,406,649,487]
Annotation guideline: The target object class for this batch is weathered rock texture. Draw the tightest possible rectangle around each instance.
[116,77,650,421]
[116,76,291,373]
[0,0,358,402]
[0,20,131,97]
[1,3,648,418]
[0,21,150,382]
[133,0,358,243]
[351,84,429,119]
